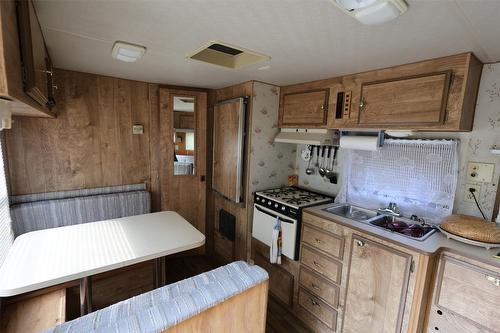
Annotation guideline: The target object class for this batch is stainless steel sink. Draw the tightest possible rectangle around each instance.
[324,204,379,223]
[369,215,437,241]
[324,204,437,241]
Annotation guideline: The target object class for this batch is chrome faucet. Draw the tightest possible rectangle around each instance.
[377,202,401,217]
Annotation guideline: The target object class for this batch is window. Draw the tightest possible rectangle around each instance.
[0,139,13,266]
[185,132,195,151]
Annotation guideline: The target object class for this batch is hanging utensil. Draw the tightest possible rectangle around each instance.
[318,146,327,177]
[326,146,338,182]
[320,147,331,178]
[305,146,315,175]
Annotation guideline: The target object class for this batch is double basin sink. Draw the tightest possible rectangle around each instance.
[324,204,436,241]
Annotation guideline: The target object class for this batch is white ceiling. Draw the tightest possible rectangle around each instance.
[34,0,500,89]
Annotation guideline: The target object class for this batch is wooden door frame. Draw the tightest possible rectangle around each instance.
[157,86,208,243]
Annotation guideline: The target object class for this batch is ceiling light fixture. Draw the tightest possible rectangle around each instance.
[112,41,147,62]
[330,0,408,25]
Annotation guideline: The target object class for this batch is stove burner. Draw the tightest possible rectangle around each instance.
[257,187,331,208]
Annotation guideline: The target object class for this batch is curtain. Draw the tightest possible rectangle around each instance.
[0,139,13,266]
[336,139,458,224]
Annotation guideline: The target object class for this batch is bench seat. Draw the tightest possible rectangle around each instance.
[43,261,268,333]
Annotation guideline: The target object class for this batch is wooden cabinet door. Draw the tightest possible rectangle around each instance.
[17,0,54,108]
[432,255,500,333]
[281,89,329,127]
[212,98,246,203]
[343,235,412,333]
[358,72,451,127]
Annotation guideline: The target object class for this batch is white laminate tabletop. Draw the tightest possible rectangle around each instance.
[0,211,205,297]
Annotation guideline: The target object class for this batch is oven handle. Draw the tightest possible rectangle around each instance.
[255,205,295,224]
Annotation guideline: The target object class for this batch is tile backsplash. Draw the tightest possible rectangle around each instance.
[293,62,500,220]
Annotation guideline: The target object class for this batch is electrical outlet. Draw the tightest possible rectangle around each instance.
[466,162,495,183]
[464,183,481,203]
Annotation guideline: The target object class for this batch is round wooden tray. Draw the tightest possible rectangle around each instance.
[438,226,500,250]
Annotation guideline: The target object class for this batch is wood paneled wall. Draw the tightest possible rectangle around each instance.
[4,70,160,209]
[207,81,253,262]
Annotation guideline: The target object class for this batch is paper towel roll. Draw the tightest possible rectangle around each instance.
[339,136,380,151]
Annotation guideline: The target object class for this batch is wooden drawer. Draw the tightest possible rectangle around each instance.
[303,213,345,238]
[299,267,339,308]
[302,224,344,260]
[301,245,342,284]
[254,253,294,307]
[435,255,500,332]
[299,287,337,329]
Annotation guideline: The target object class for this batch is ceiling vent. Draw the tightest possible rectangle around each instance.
[188,41,270,69]
[330,0,408,25]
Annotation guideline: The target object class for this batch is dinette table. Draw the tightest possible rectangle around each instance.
[0,211,205,316]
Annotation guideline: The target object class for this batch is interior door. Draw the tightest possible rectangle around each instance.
[343,235,412,333]
[159,88,207,241]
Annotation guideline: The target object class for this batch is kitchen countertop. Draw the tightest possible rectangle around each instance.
[305,203,500,268]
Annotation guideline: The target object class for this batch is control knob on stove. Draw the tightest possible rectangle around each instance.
[267,201,272,206]
[281,206,286,211]
[274,203,279,209]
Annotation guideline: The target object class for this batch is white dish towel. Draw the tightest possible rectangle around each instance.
[270,217,282,264]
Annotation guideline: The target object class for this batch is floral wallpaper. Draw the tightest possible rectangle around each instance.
[294,62,500,221]
[453,63,500,220]
[248,82,295,195]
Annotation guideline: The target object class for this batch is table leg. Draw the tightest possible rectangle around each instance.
[153,257,166,288]
[79,276,92,316]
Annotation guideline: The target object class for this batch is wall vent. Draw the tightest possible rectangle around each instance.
[188,41,270,69]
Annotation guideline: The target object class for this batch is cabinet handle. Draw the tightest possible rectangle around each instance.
[356,240,365,247]
[315,238,323,244]
[486,275,500,286]
[311,283,321,290]
[313,260,323,269]
[320,105,325,111]
[310,298,320,306]
[359,98,367,111]
[38,69,53,76]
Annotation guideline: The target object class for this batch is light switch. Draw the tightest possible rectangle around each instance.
[132,124,144,135]
[466,162,495,183]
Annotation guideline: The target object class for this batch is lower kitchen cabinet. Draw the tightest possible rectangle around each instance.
[426,252,500,333]
[296,212,432,333]
[343,235,413,333]
[251,238,298,309]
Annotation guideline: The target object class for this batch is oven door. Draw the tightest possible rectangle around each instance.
[252,204,298,260]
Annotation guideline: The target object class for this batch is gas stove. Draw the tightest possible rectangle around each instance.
[256,187,332,209]
[252,187,333,260]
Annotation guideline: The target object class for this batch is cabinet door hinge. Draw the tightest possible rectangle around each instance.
[410,260,415,273]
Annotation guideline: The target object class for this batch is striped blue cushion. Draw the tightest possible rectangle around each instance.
[43,261,268,333]
[10,190,150,236]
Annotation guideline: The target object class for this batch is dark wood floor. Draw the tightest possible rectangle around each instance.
[66,255,311,332]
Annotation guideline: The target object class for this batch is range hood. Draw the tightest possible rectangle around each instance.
[274,128,338,145]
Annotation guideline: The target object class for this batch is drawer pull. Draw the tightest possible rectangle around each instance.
[315,238,323,244]
[486,275,500,286]
[310,298,320,306]
[356,240,365,247]
[313,260,324,269]
[311,283,321,290]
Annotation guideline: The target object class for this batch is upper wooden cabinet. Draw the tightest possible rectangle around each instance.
[17,0,55,109]
[358,71,451,127]
[279,53,482,131]
[280,89,329,127]
[0,0,54,117]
